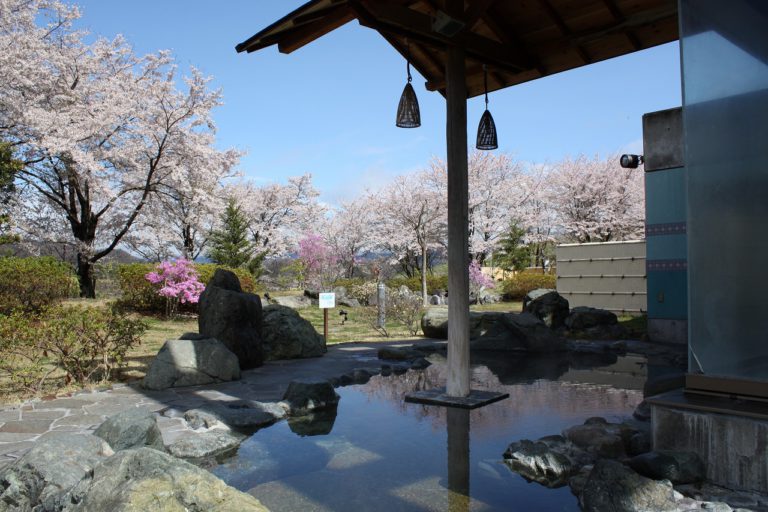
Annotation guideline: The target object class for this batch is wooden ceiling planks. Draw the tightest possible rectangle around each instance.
[236,0,678,98]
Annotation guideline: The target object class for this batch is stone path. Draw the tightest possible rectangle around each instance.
[0,339,430,469]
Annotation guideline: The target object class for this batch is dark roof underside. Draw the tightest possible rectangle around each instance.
[236,0,678,99]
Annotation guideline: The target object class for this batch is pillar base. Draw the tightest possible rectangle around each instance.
[405,388,508,409]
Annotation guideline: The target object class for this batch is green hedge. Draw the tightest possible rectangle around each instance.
[501,273,556,300]
[117,262,259,314]
[0,257,77,314]
[386,274,449,296]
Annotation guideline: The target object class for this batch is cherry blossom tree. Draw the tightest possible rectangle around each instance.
[546,154,644,243]
[324,197,376,278]
[0,0,237,296]
[370,171,446,305]
[229,173,323,260]
[297,233,340,291]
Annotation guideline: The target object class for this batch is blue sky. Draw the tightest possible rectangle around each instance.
[73,1,682,205]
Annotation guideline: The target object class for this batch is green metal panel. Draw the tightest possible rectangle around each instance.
[647,270,688,319]
[645,167,686,225]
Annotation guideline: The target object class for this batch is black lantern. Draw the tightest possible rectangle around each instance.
[396,46,421,128]
[476,66,498,150]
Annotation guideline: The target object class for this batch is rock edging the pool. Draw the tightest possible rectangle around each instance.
[0,380,345,512]
[502,414,763,512]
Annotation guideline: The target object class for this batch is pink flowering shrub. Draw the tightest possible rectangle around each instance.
[145,259,205,317]
[297,233,341,291]
[469,260,495,302]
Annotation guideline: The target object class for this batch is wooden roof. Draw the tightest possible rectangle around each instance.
[236,0,678,98]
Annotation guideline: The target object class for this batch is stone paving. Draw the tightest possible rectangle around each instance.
[0,339,429,469]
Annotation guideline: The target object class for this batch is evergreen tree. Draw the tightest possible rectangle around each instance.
[495,222,530,272]
[0,142,20,245]
[207,198,253,268]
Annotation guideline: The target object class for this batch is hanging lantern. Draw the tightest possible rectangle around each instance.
[476,65,498,150]
[396,45,420,128]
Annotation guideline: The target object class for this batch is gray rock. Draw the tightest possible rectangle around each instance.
[503,439,576,488]
[398,285,412,296]
[580,459,679,512]
[584,323,628,340]
[633,400,652,421]
[429,294,443,306]
[272,295,312,308]
[282,379,340,415]
[142,338,241,390]
[351,368,373,384]
[420,308,483,339]
[562,419,637,459]
[67,447,267,511]
[198,269,264,369]
[338,297,360,307]
[377,346,424,361]
[523,289,570,329]
[93,407,164,452]
[262,304,326,360]
[628,450,706,484]
[167,430,245,461]
[628,431,652,456]
[471,312,567,353]
[565,306,618,330]
[0,433,112,512]
[410,357,432,370]
[184,402,286,433]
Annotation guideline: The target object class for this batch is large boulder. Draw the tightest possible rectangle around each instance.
[184,401,287,433]
[628,450,705,485]
[523,289,570,329]
[580,459,679,512]
[94,407,164,452]
[272,295,312,309]
[67,448,267,511]
[565,306,618,330]
[471,312,567,353]
[420,308,483,339]
[0,433,112,511]
[503,437,577,488]
[167,430,245,462]
[282,379,340,415]
[142,337,241,390]
[562,417,638,459]
[198,269,264,369]
[262,304,326,360]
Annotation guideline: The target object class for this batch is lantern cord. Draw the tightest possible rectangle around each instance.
[407,43,413,83]
[483,64,489,108]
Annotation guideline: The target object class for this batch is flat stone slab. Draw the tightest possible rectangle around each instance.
[404,388,509,409]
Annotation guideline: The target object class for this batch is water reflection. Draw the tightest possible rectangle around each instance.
[213,352,647,511]
[288,406,338,437]
[447,407,470,512]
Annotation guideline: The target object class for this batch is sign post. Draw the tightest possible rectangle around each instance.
[318,292,335,342]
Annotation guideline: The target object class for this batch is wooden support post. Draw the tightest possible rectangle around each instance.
[445,29,470,398]
[324,307,329,342]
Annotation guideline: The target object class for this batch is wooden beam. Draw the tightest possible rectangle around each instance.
[461,0,496,31]
[358,1,529,73]
[349,0,445,92]
[278,5,355,54]
[537,0,592,64]
[599,0,642,51]
[445,0,470,399]
[481,11,546,76]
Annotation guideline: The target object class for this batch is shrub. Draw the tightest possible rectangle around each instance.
[0,304,147,393]
[0,256,76,314]
[356,286,424,337]
[145,259,205,318]
[501,273,556,300]
[348,281,380,306]
[386,274,449,296]
[117,262,259,314]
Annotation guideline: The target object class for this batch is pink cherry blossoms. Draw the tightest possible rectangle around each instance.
[145,259,205,305]
[469,259,495,292]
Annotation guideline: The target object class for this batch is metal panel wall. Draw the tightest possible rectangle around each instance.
[556,241,646,314]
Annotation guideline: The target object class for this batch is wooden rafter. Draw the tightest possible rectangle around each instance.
[600,0,642,50]
[537,0,592,64]
[278,5,355,54]
[356,1,530,74]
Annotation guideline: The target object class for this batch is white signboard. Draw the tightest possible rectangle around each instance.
[318,292,336,309]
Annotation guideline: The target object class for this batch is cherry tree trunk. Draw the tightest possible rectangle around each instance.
[77,253,96,298]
